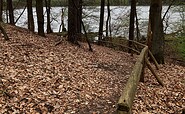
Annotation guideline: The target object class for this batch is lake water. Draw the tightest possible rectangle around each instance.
[4,6,184,37]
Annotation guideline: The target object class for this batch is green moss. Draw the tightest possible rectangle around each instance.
[177,36,185,59]
[165,35,185,61]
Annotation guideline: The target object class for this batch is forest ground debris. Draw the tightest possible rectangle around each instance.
[0,25,184,114]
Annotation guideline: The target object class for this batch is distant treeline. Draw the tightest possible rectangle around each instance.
[10,0,185,7]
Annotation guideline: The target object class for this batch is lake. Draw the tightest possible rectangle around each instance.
[4,6,184,37]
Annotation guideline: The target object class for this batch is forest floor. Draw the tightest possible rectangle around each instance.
[0,25,185,114]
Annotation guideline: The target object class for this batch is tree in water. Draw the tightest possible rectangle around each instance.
[36,0,45,37]
[147,0,164,64]
[7,0,14,25]
[27,0,34,32]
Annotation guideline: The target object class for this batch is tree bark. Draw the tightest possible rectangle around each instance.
[36,0,45,37]
[128,0,136,53]
[68,0,80,44]
[106,0,111,37]
[7,0,14,25]
[147,0,164,64]
[45,0,53,33]
[0,0,3,22]
[27,0,34,32]
[98,0,105,43]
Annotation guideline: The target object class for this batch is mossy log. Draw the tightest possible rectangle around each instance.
[0,23,9,40]
[117,46,148,114]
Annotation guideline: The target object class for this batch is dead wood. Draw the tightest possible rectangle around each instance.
[145,57,164,87]
[117,47,148,114]
[0,23,9,40]
[148,50,159,70]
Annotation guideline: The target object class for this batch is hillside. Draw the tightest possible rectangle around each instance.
[0,25,136,113]
[0,25,184,114]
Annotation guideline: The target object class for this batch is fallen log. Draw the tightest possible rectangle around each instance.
[0,23,9,40]
[145,56,164,87]
[117,46,148,114]
[148,50,159,70]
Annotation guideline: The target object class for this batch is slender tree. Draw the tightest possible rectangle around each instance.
[27,0,34,32]
[128,0,136,53]
[77,0,82,35]
[45,0,53,33]
[147,0,164,64]
[7,0,14,25]
[0,0,3,22]
[98,0,105,43]
[36,0,45,36]
[106,0,111,37]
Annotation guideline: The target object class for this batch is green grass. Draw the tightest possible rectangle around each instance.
[165,34,185,61]
[176,36,185,59]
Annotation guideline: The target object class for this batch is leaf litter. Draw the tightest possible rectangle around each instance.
[0,25,136,113]
[0,25,184,114]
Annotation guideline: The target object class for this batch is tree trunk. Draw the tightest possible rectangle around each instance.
[0,0,3,22]
[27,0,34,32]
[68,0,79,43]
[128,0,136,53]
[147,0,164,64]
[36,0,45,37]
[7,0,14,25]
[61,8,66,32]
[98,0,105,43]
[45,0,53,33]
[106,0,111,37]
[77,0,82,34]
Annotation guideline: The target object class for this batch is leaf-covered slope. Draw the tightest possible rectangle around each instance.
[133,63,185,114]
[0,25,136,113]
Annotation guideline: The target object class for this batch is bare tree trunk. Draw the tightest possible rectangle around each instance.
[128,0,136,53]
[147,0,164,64]
[45,0,53,33]
[106,0,111,37]
[27,0,34,32]
[162,0,175,21]
[7,0,14,25]
[0,0,3,22]
[61,9,66,32]
[68,0,78,43]
[36,0,45,37]
[135,10,140,42]
[15,6,26,24]
[98,0,105,43]
[58,8,66,33]
[77,0,82,33]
